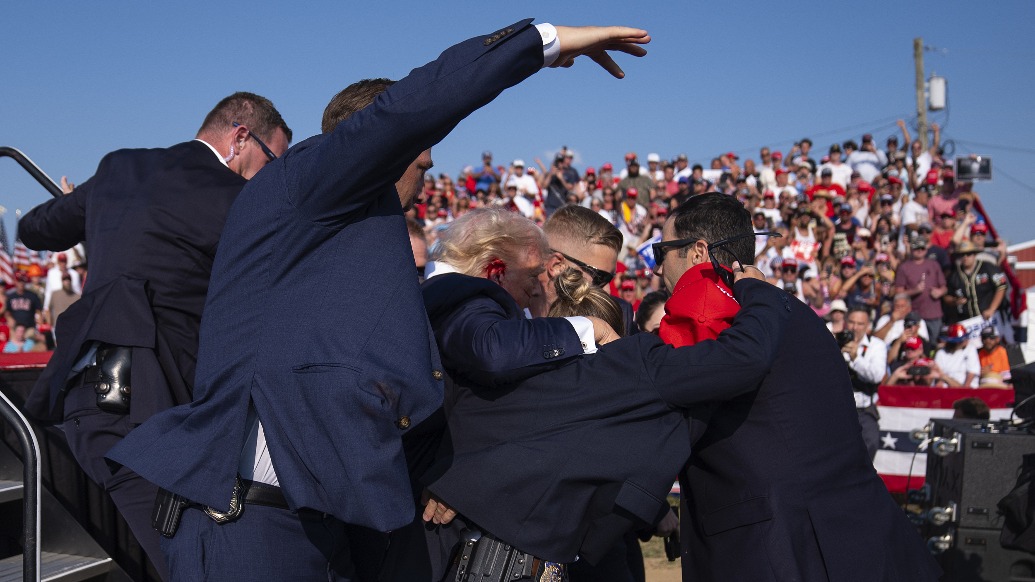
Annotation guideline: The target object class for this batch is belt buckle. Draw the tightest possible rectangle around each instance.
[204,476,245,524]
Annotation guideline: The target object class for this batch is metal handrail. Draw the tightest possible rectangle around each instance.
[0,390,41,582]
[0,146,63,199]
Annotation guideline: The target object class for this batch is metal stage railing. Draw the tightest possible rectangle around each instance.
[0,390,41,582]
[0,146,63,199]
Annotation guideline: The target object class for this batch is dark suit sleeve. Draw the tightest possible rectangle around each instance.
[285,20,544,225]
[18,165,94,250]
[437,295,584,387]
[645,279,791,406]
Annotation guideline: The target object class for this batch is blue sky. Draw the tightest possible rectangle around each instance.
[3,1,1033,246]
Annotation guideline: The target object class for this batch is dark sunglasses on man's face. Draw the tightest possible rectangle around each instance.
[552,249,615,287]
[232,122,277,162]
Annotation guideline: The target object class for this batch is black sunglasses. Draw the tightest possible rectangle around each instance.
[232,122,277,162]
[652,231,782,269]
[552,249,615,287]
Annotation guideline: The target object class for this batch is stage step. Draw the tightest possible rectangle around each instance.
[0,551,113,582]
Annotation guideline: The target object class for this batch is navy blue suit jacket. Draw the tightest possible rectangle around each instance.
[672,285,942,581]
[110,20,548,532]
[18,140,246,424]
[422,275,792,566]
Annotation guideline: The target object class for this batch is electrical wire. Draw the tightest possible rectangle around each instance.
[708,114,913,161]
[953,140,1035,155]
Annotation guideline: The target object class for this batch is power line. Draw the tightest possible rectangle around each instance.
[952,140,1035,155]
[988,165,1035,195]
[700,114,914,161]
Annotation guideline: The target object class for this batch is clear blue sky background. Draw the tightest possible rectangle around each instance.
[3,1,1033,248]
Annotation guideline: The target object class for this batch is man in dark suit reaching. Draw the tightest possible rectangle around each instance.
[110,20,653,581]
[18,92,291,580]
[652,193,941,581]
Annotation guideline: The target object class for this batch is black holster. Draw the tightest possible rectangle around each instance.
[83,344,133,414]
[448,529,567,582]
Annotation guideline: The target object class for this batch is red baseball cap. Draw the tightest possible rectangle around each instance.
[772,151,783,159]
[840,256,857,267]
[585,167,596,175]
[621,280,636,290]
[781,258,798,269]
[601,162,613,171]
[904,336,924,351]
[971,223,988,234]
[725,151,739,160]
[626,188,638,198]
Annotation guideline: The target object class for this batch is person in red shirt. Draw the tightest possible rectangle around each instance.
[930,209,957,249]
[806,168,846,218]
[619,278,641,312]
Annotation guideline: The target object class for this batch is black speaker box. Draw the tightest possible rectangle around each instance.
[926,419,1035,531]
[939,527,1035,582]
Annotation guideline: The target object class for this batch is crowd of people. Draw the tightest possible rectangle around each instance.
[0,19,994,582]
[403,124,1018,399]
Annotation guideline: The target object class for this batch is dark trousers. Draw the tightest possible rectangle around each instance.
[163,503,388,581]
[62,384,170,581]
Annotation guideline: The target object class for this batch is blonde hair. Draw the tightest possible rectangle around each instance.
[548,268,625,337]
[433,207,549,276]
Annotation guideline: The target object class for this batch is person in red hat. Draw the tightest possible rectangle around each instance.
[934,322,980,387]
[886,337,939,386]
[618,278,640,311]
[929,207,958,249]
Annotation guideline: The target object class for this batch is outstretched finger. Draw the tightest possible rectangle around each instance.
[598,26,650,44]
[605,41,649,57]
[589,51,623,78]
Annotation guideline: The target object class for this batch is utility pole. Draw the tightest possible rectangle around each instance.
[914,37,928,151]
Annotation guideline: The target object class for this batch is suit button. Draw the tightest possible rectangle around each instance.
[543,347,565,359]
[432,370,443,381]
[396,416,411,430]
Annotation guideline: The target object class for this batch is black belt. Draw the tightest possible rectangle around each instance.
[239,479,327,520]
[153,478,327,538]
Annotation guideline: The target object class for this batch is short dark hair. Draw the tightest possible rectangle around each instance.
[634,289,670,332]
[198,92,291,143]
[952,397,990,420]
[668,192,753,268]
[322,78,395,133]
[846,306,871,321]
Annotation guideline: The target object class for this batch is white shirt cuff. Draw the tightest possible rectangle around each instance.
[536,23,561,68]
[565,316,597,354]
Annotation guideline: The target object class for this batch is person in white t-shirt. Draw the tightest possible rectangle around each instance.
[816,143,853,188]
[507,159,540,198]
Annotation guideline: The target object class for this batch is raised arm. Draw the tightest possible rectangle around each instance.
[289,21,649,225]
[19,169,92,250]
